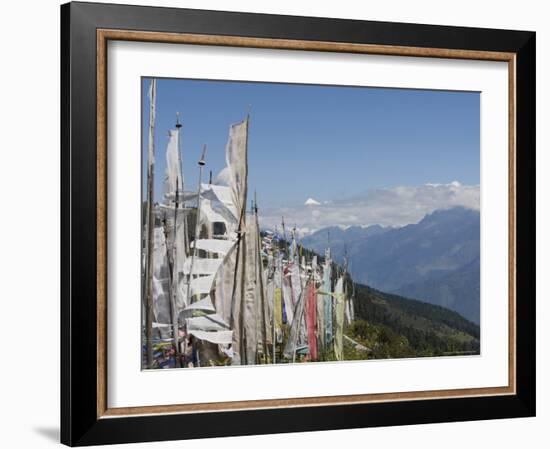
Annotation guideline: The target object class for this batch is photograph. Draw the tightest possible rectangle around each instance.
[141,77,481,369]
[55,2,536,445]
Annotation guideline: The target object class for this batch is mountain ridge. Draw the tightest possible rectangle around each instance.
[300,207,480,323]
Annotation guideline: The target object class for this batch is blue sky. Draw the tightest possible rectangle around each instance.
[142,77,480,229]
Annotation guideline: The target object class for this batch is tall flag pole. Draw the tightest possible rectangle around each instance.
[186,144,207,305]
[161,208,181,368]
[238,115,250,363]
[226,116,249,364]
[254,191,269,360]
[175,112,189,255]
[171,182,182,367]
[169,113,183,367]
[144,78,157,368]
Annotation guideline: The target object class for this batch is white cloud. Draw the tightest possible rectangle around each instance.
[304,197,321,206]
[259,182,479,234]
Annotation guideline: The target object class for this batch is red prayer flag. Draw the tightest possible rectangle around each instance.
[305,282,318,361]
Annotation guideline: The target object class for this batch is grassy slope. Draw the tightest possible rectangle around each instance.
[346,281,480,359]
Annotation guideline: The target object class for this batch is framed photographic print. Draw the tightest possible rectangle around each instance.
[60,1,536,446]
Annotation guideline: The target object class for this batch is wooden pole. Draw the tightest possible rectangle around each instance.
[273,250,279,365]
[170,180,182,367]
[274,239,286,365]
[292,279,301,364]
[174,113,188,366]
[254,192,268,362]
[227,117,249,365]
[175,113,189,256]
[186,144,207,306]
[239,116,250,364]
[144,78,156,369]
[160,211,180,368]
[292,274,311,364]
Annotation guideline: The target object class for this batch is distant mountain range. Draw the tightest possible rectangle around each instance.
[298,223,391,261]
[300,207,480,323]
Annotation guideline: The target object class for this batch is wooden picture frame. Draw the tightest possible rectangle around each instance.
[61,1,535,446]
